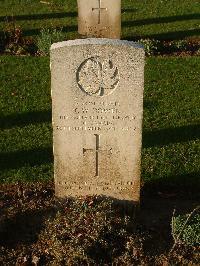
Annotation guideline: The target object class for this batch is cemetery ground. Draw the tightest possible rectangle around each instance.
[0,56,199,265]
[0,0,200,265]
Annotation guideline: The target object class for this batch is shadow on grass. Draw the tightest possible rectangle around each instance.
[0,8,136,23]
[0,110,51,129]
[143,124,200,148]
[122,14,200,40]
[125,28,200,40]
[122,13,200,27]
[142,172,200,199]
[123,14,200,40]
[0,147,53,170]
[0,12,77,22]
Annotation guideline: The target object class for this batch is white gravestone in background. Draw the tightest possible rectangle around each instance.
[51,39,144,204]
[77,0,121,39]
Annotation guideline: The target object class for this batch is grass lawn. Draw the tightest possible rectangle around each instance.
[0,55,199,193]
[0,0,199,40]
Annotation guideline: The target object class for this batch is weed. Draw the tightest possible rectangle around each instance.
[138,39,160,56]
[37,27,66,56]
[173,40,188,51]
[171,206,200,248]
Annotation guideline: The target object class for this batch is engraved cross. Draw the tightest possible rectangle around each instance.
[83,134,112,177]
[92,0,107,24]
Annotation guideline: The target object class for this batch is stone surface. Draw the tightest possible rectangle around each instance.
[77,0,121,39]
[51,39,145,203]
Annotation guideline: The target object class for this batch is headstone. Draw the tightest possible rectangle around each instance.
[77,0,121,39]
[51,39,144,204]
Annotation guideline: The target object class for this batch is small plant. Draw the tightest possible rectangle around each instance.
[171,40,188,51]
[37,27,65,56]
[171,206,200,249]
[138,39,160,56]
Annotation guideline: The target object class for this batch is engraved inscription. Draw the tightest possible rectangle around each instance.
[57,180,134,191]
[77,57,119,97]
[57,101,137,132]
[83,134,112,176]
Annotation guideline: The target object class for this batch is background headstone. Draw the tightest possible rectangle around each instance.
[77,0,121,39]
[51,39,144,203]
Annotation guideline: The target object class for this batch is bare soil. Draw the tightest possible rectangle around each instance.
[0,182,199,265]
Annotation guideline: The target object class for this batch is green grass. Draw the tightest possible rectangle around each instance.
[0,0,199,40]
[143,57,200,189]
[0,56,199,188]
[0,56,52,182]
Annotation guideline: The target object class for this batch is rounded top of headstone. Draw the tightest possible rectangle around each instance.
[51,38,144,50]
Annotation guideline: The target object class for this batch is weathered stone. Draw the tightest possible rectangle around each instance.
[51,39,144,203]
[77,0,121,38]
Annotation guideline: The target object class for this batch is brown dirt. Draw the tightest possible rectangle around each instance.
[0,182,199,265]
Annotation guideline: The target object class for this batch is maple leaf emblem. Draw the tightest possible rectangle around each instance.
[77,57,119,96]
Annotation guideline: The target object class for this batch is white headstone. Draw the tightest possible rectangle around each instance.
[77,0,121,38]
[51,39,144,204]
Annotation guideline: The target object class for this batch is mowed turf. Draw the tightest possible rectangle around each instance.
[0,0,199,40]
[0,56,199,189]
